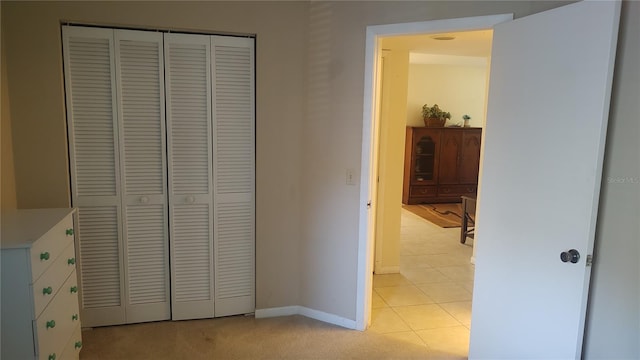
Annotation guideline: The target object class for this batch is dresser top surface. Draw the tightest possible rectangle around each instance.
[1,208,76,249]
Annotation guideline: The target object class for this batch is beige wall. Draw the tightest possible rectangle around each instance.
[373,48,409,274]
[407,64,488,128]
[583,1,640,358]
[0,41,17,210]
[1,0,308,310]
[1,26,17,211]
[3,2,638,357]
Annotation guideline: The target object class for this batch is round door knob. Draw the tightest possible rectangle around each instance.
[140,196,149,204]
[186,196,195,204]
[560,249,580,264]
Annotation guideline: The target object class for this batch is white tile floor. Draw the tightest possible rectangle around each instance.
[368,207,475,358]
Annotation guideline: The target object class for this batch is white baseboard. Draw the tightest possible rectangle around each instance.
[374,265,400,274]
[255,306,299,318]
[255,306,356,330]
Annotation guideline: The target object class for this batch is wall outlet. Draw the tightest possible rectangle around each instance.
[346,169,355,185]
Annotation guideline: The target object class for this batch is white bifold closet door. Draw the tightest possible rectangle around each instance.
[210,35,255,317]
[64,26,170,326]
[65,26,254,326]
[164,33,255,320]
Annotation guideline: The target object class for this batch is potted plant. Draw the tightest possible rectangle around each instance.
[463,114,471,127]
[422,104,451,127]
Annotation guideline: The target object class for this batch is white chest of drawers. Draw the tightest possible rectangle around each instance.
[1,208,82,360]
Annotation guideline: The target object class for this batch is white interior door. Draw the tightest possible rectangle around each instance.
[164,33,215,320]
[470,1,620,359]
[63,26,126,327]
[114,29,170,323]
[211,36,256,317]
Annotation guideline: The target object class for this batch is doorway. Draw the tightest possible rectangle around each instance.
[358,2,620,358]
[367,27,492,354]
[355,14,514,332]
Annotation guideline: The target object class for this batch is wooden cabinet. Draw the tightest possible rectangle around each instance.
[403,127,482,204]
[1,208,82,360]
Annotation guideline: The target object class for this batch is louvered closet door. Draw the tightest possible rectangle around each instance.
[211,36,255,316]
[114,30,170,323]
[164,33,215,320]
[63,26,125,327]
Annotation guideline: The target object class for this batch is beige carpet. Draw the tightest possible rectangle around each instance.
[79,315,465,359]
[403,204,467,228]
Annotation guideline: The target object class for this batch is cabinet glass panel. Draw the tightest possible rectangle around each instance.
[414,136,435,182]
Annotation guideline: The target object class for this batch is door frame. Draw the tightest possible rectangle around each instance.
[356,14,513,331]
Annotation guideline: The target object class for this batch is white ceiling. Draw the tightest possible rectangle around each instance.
[381,29,493,65]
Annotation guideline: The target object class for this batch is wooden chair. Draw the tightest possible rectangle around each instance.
[460,196,476,244]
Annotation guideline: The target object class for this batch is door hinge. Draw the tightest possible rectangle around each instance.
[586,254,593,267]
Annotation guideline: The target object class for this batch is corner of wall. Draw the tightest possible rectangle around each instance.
[1,23,18,211]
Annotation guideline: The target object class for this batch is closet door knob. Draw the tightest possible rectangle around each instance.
[72,314,79,321]
[68,258,76,265]
[75,341,83,349]
[66,228,74,236]
[70,286,78,293]
[48,353,56,360]
[43,286,53,295]
[40,252,50,261]
[140,196,149,204]
[46,320,56,329]
[186,196,195,204]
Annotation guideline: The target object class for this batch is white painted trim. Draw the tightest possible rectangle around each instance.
[356,12,514,332]
[255,306,299,318]
[374,266,400,275]
[255,306,357,330]
[298,307,357,329]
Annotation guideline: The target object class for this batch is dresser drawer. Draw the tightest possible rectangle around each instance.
[30,214,74,282]
[438,185,477,197]
[59,325,82,360]
[409,186,437,198]
[36,270,80,360]
[33,242,76,317]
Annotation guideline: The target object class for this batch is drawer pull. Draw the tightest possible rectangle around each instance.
[43,286,53,295]
[68,257,76,265]
[40,252,50,261]
[72,313,79,321]
[70,286,78,293]
[48,353,56,360]
[66,228,74,236]
[75,341,83,349]
[46,320,56,329]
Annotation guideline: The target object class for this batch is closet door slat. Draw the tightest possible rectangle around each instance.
[212,36,256,317]
[165,33,215,320]
[115,29,170,323]
[63,26,126,327]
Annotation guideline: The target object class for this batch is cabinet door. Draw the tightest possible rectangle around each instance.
[438,129,463,184]
[211,36,256,317]
[63,26,126,327]
[459,129,482,184]
[410,128,441,185]
[114,29,170,323]
[164,33,215,320]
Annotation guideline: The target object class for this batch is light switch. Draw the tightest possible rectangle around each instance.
[346,169,355,185]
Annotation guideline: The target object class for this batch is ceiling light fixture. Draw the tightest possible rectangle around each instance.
[432,35,456,41]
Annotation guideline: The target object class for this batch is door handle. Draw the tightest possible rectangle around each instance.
[560,249,580,264]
